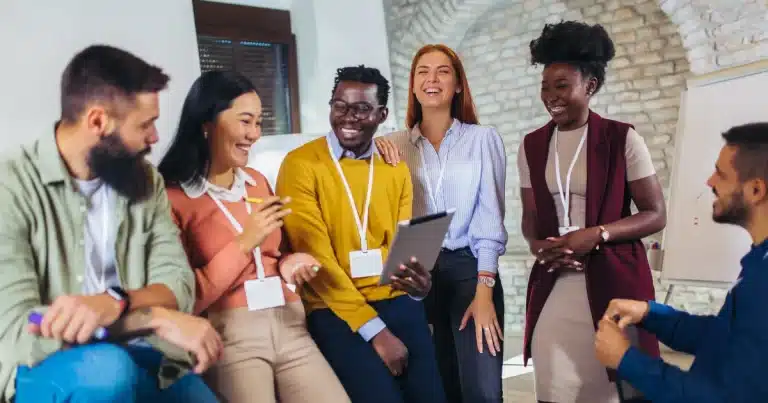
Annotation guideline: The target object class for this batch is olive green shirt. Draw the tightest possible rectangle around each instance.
[0,135,196,402]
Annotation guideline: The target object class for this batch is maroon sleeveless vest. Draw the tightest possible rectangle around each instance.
[522,111,660,379]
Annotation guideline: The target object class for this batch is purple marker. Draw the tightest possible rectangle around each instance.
[28,312,109,340]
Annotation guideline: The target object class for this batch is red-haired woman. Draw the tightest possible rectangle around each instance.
[376,44,507,403]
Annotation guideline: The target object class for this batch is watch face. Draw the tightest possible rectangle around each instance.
[480,277,495,288]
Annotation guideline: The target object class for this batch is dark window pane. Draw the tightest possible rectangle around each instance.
[196,35,293,135]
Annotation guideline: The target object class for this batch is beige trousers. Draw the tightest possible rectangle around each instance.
[205,302,350,403]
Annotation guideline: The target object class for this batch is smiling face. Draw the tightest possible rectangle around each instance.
[412,50,460,111]
[540,62,596,130]
[207,91,262,170]
[707,145,753,226]
[329,80,387,155]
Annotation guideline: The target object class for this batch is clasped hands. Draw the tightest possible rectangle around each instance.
[595,298,651,369]
[28,293,223,374]
[531,227,603,272]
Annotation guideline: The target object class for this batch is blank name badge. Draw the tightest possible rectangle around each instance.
[244,276,285,311]
[349,248,383,279]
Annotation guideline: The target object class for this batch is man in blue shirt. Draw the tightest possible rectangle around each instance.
[594,122,768,403]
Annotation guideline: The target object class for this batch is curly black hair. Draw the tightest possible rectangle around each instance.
[529,21,615,94]
[331,65,390,107]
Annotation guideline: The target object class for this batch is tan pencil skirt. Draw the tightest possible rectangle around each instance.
[531,273,620,403]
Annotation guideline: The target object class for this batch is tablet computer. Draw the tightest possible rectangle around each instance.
[379,209,455,285]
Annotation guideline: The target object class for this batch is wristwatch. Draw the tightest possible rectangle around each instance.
[106,286,131,318]
[598,225,610,242]
[596,225,610,250]
[478,276,496,288]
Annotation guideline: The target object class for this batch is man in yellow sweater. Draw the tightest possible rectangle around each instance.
[276,66,446,403]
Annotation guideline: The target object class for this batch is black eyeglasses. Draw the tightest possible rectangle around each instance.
[329,99,383,119]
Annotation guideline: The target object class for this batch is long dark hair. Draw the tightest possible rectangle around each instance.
[159,70,257,185]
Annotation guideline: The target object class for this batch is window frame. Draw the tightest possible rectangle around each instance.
[192,0,301,133]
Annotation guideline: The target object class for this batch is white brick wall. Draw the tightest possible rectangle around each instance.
[383,0,768,333]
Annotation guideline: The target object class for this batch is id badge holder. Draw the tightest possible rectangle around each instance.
[349,248,383,278]
[244,276,286,311]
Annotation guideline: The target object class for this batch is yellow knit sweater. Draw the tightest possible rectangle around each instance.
[276,137,412,331]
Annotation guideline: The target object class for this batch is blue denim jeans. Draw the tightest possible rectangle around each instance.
[14,343,218,403]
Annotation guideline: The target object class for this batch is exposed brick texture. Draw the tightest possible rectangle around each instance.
[383,0,767,332]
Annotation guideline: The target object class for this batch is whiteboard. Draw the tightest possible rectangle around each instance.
[660,62,768,287]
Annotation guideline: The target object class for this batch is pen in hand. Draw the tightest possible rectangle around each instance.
[28,311,109,340]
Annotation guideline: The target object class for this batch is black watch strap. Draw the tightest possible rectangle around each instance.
[107,286,131,317]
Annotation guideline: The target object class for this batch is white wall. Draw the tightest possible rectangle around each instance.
[0,0,201,163]
[0,0,394,163]
[209,0,291,10]
[290,0,397,134]
[195,0,397,134]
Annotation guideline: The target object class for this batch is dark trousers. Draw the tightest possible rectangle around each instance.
[307,295,447,403]
[425,247,505,403]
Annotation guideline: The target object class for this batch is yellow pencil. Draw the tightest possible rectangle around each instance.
[245,197,263,203]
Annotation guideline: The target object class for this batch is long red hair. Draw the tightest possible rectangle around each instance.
[405,44,479,129]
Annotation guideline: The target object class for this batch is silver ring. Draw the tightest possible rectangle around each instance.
[483,327,491,332]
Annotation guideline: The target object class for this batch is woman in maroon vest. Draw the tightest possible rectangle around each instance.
[517,21,667,403]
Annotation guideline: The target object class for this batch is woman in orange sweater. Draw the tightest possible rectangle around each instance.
[158,71,350,403]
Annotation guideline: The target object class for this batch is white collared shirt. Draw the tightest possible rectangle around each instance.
[180,168,258,200]
[74,178,121,295]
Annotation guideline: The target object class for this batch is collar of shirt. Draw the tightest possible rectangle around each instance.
[326,131,374,160]
[181,168,257,202]
[408,118,462,146]
[738,236,768,279]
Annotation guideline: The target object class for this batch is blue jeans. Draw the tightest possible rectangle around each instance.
[14,343,218,403]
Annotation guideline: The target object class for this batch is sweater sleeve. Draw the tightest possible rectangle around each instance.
[276,153,380,332]
[168,193,253,315]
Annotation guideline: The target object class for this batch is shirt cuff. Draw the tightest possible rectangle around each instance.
[641,300,672,331]
[476,247,499,274]
[357,317,386,342]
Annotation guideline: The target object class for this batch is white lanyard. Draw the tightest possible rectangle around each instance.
[326,137,375,252]
[100,186,109,291]
[419,139,453,212]
[209,193,266,279]
[553,127,587,228]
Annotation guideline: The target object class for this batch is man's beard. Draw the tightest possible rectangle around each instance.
[87,131,152,202]
[712,189,750,227]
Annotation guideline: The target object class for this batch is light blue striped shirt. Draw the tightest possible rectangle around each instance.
[386,119,508,273]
